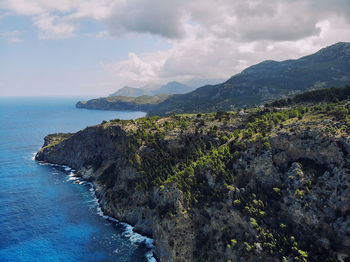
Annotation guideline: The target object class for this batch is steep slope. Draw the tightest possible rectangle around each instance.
[148,42,350,115]
[38,87,350,261]
[77,42,350,115]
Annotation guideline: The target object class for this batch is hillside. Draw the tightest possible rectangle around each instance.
[76,94,171,112]
[108,81,194,97]
[148,42,350,115]
[37,86,350,261]
[77,42,350,115]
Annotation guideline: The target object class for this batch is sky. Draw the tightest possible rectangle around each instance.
[1,0,350,97]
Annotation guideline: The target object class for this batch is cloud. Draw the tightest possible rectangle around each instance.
[187,0,350,42]
[102,14,350,88]
[104,0,187,39]
[1,30,23,42]
[0,0,114,38]
[1,0,349,41]
[1,0,350,90]
[33,13,76,39]
[99,0,350,88]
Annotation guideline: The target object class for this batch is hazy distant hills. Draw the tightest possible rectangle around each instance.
[148,42,350,115]
[77,42,350,115]
[108,81,195,97]
[109,86,146,97]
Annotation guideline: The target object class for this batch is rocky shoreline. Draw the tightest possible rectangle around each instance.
[35,109,350,261]
[36,160,157,261]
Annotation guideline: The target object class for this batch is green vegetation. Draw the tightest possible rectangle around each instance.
[71,85,350,261]
[91,86,350,261]
[77,43,350,116]
[270,85,350,107]
[105,94,171,104]
[76,94,171,112]
[41,133,73,149]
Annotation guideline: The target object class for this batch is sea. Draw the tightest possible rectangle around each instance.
[0,97,154,262]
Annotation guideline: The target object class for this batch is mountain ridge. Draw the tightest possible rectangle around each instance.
[148,42,350,115]
[77,42,350,115]
[108,81,195,97]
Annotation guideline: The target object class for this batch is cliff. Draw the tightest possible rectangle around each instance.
[36,99,350,261]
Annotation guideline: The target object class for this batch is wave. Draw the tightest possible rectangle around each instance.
[86,183,156,262]
[34,159,156,261]
[31,152,36,160]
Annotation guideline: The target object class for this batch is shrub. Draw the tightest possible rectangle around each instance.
[273,187,281,193]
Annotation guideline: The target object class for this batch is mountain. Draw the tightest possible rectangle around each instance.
[109,86,147,97]
[108,81,194,97]
[148,42,350,115]
[37,87,350,261]
[153,81,196,95]
[77,42,350,115]
[76,94,171,112]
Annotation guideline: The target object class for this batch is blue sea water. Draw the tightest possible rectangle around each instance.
[0,97,151,262]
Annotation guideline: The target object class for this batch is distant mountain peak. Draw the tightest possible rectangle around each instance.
[81,42,350,116]
[321,41,350,49]
[147,42,350,115]
[109,81,195,97]
[313,42,350,58]
[241,42,350,76]
[167,81,182,84]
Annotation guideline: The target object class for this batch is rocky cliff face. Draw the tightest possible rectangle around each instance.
[36,108,350,261]
[36,123,195,260]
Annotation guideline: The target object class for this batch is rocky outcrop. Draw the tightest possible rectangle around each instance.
[36,123,197,260]
[36,120,350,261]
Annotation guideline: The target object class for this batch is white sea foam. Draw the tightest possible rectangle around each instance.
[88,184,155,261]
[67,172,78,181]
[145,252,157,262]
[31,152,36,160]
[33,161,156,261]
[121,222,154,245]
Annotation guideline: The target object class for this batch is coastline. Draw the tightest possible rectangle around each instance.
[35,159,157,262]
[34,110,350,261]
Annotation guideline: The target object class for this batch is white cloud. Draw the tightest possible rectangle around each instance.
[1,0,346,41]
[100,14,350,88]
[0,0,114,38]
[1,30,23,42]
[33,13,76,39]
[9,36,22,42]
[2,0,350,42]
[1,0,350,89]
